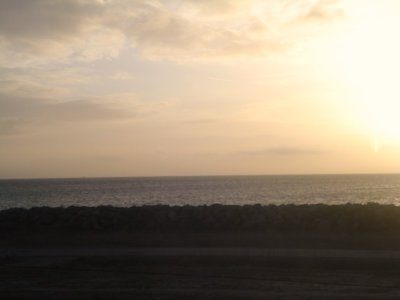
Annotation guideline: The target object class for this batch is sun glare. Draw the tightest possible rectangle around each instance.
[326,0,400,147]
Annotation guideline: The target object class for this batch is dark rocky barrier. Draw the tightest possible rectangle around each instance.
[1,203,400,233]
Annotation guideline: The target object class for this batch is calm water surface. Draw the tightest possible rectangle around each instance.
[1,174,400,210]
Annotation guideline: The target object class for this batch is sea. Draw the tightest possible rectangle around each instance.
[1,174,400,210]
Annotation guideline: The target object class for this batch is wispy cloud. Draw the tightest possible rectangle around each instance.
[182,118,220,124]
[297,0,346,23]
[239,147,325,156]
[0,118,29,136]
[110,72,135,81]
[207,77,234,82]
[0,87,143,137]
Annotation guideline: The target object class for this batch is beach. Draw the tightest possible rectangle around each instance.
[3,237,400,299]
[2,205,400,299]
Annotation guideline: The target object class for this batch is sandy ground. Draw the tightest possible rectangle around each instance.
[4,246,400,259]
[2,245,400,299]
[4,205,400,298]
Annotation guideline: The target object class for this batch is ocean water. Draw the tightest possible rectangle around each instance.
[1,174,400,210]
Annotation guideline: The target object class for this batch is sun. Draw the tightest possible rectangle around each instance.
[333,0,400,145]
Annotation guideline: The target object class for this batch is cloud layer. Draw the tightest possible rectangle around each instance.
[1,0,365,178]
[0,0,345,66]
[0,0,345,132]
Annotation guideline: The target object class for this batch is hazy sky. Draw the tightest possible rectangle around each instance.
[2,0,400,178]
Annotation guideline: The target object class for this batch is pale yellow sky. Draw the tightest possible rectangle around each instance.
[1,0,400,178]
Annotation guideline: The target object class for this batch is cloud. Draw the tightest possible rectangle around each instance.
[182,118,220,124]
[0,0,102,39]
[0,67,94,89]
[110,72,135,81]
[0,94,128,122]
[146,0,343,61]
[0,118,29,136]
[0,0,346,66]
[296,0,346,23]
[0,84,142,136]
[0,67,168,138]
[0,0,122,66]
[240,147,324,156]
[182,0,249,16]
[207,77,234,82]
[121,1,286,61]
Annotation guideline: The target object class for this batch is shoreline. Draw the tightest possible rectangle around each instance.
[3,203,400,250]
[2,203,400,234]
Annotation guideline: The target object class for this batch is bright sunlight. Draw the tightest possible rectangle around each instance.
[336,0,400,146]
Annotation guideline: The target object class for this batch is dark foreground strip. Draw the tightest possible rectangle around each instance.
[1,263,398,290]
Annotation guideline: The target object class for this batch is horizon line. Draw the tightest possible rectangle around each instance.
[1,172,400,181]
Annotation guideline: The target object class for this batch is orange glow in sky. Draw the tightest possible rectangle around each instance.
[1,0,400,178]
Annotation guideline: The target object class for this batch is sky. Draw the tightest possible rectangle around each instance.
[1,0,400,179]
